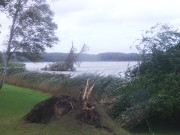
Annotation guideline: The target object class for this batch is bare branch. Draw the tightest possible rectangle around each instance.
[82,79,89,100]
[86,83,95,100]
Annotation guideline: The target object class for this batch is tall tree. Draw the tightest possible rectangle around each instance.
[0,0,59,89]
[134,24,180,75]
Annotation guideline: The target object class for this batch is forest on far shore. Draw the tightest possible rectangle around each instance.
[39,52,140,62]
[1,52,140,62]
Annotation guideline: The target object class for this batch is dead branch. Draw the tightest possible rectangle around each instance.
[81,79,95,122]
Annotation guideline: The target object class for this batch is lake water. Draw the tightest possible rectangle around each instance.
[25,61,138,77]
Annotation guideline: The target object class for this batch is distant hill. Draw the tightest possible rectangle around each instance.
[40,52,140,62]
[97,52,140,61]
[3,52,140,62]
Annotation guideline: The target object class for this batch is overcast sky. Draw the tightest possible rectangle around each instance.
[0,0,180,54]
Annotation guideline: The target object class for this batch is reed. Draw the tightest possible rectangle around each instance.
[5,70,122,101]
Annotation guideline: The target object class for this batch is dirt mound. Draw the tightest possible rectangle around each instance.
[24,94,101,126]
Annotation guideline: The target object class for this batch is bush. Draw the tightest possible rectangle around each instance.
[114,24,180,130]
[109,73,180,130]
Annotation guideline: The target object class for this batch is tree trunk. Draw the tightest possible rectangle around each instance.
[0,59,8,89]
[0,1,20,90]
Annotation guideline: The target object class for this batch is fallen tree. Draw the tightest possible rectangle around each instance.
[24,79,101,126]
[43,44,88,71]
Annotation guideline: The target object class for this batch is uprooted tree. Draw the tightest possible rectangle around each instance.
[24,79,100,126]
[0,0,59,89]
[44,43,88,71]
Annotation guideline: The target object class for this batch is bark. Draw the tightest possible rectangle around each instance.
[0,59,8,89]
[0,0,20,90]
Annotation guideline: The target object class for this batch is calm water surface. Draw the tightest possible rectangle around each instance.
[25,61,138,77]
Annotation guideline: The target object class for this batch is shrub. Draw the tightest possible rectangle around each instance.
[109,73,180,130]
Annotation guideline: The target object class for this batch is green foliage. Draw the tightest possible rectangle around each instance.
[110,24,180,130]
[137,43,180,75]
[110,96,130,119]
[133,24,180,76]
[149,74,180,118]
[0,0,59,89]
[136,24,180,55]
[110,73,180,130]
[1,0,59,61]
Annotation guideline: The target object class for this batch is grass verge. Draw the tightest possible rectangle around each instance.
[0,62,25,68]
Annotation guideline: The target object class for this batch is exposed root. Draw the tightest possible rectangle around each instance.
[24,94,101,127]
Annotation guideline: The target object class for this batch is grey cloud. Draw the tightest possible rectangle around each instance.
[77,9,180,27]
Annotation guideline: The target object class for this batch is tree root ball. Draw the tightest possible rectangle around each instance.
[24,94,101,127]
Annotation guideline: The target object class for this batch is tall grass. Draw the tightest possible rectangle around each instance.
[5,69,123,101]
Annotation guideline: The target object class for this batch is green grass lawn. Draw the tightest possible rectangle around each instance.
[0,84,179,135]
[0,62,25,68]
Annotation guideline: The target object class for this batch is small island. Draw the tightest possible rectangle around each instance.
[43,44,87,71]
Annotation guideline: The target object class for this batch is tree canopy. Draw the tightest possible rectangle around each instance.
[110,24,180,130]
[134,24,180,75]
[1,0,59,61]
[0,0,59,89]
